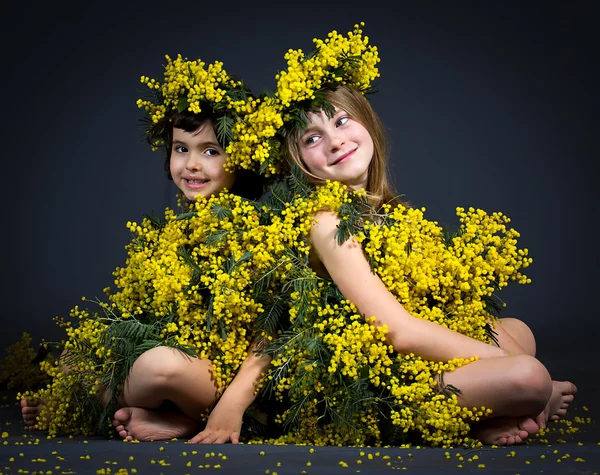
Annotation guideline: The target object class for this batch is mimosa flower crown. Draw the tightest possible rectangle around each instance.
[136,22,380,177]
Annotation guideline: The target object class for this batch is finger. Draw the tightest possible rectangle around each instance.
[203,432,225,444]
[188,433,206,444]
[230,432,240,444]
[200,435,218,444]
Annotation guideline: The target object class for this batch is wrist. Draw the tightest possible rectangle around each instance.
[217,386,253,413]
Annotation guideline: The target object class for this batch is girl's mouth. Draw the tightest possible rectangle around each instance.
[332,149,356,165]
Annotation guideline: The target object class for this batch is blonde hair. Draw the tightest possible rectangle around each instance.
[284,86,407,209]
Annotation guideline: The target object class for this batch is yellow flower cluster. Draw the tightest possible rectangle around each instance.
[275,22,380,107]
[226,22,381,176]
[136,54,280,174]
[19,306,111,436]
[110,192,292,392]
[137,54,242,124]
[356,204,532,342]
[134,23,381,176]
[23,189,305,437]
[18,174,533,446]
[256,180,532,447]
[225,97,284,175]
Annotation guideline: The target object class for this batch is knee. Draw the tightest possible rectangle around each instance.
[509,355,552,406]
[499,317,533,335]
[132,347,194,384]
[498,317,537,356]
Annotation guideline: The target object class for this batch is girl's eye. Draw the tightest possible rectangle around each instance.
[205,148,220,156]
[174,145,188,153]
[336,116,349,127]
[305,135,319,145]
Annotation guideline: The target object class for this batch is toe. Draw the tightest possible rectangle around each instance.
[563,394,574,403]
[519,418,540,434]
[535,413,546,429]
[113,407,132,424]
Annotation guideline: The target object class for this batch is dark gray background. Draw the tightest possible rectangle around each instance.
[1,1,597,387]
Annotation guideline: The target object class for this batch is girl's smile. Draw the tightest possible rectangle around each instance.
[299,109,373,190]
[170,123,235,200]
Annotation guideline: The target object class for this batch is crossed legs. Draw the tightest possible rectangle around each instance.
[112,346,219,441]
[439,317,576,445]
[22,347,219,442]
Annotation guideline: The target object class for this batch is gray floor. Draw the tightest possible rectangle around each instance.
[0,381,598,475]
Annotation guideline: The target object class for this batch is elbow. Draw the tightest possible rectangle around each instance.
[382,325,415,355]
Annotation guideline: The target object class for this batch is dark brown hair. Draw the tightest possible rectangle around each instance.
[146,110,267,200]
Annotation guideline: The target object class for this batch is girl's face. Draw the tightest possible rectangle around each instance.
[169,122,235,200]
[298,108,374,190]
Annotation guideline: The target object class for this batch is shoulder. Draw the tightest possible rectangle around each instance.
[309,210,340,244]
[308,209,365,270]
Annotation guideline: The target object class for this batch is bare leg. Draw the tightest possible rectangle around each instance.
[112,347,219,441]
[440,354,552,445]
[443,354,551,418]
[493,318,576,426]
[495,317,536,356]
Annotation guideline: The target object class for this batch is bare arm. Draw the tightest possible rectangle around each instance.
[189,340,271,444]
[310,211,509,362]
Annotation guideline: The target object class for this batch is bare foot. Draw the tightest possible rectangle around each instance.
[536,380,577,427]
[20,398,46,429]
[112,407,200,442]
[472,416,540,445]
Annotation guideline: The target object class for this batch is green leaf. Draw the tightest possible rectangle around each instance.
[179,246,201,275]
[255,298,286,335]
[174,211,198,221]
[205,229,229,245]
[259,154,273,175]
[226,250,253,273]
[216,115,234,145]
[142,212,165,229]
[177,96,188,112]
[288,163,311,197]
[211,203,233,220]
[260,87,276,99]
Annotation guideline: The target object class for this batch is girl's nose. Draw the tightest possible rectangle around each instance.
[329,132,345,151]
[185,154,203,171]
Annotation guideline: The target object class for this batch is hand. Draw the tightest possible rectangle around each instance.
[188,400,243,444]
